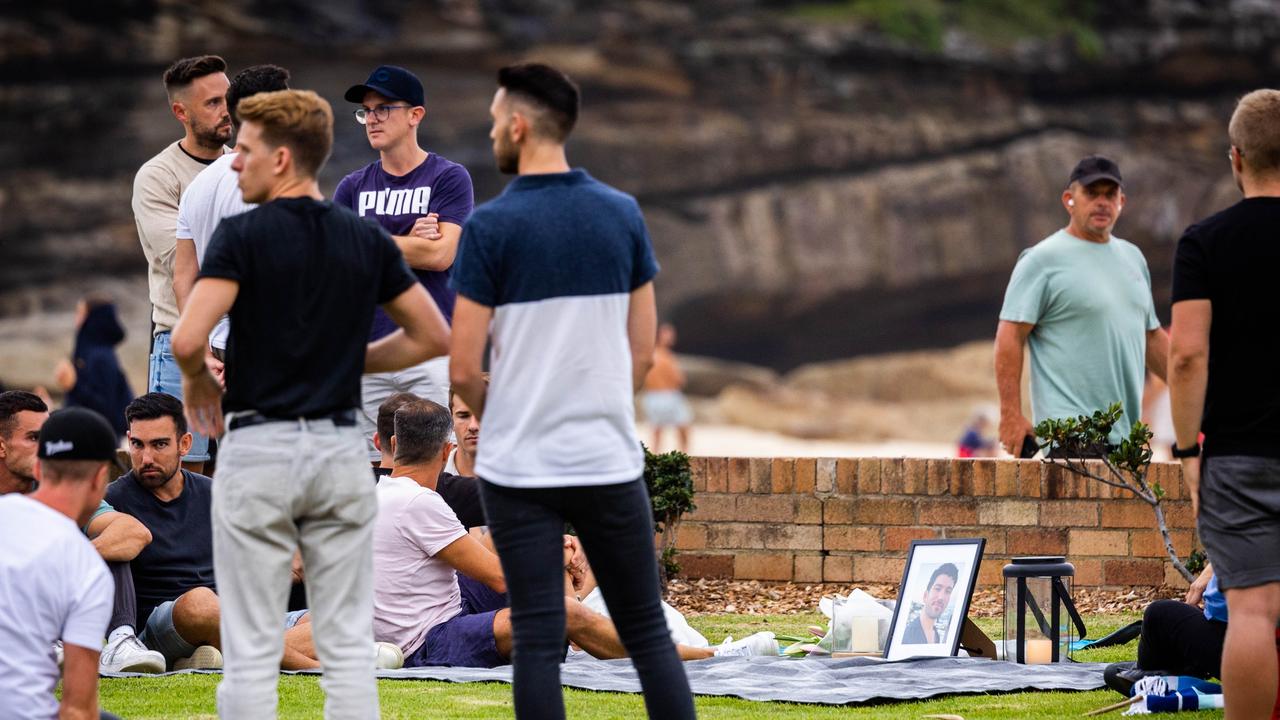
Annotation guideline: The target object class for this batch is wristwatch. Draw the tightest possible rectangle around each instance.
[1171,442,1201,459]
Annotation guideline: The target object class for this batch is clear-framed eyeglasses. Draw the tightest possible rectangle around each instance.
[354,105,411,125]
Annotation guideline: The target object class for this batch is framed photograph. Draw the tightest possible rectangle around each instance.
[884,538,986,661]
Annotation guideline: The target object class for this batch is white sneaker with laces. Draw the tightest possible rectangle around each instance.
[714,631,779,658]
[375,641,404,670]
[173,645,223,670]
[100,630,166,674]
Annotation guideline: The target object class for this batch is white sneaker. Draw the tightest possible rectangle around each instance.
[173,645,223,670]
[375,641,404,670]
[100,631,166,674]
[53,640,64,671]
[714,631,779,658]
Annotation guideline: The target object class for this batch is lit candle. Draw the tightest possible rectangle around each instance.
[1024,637,1053,664]
[851,616,879,653]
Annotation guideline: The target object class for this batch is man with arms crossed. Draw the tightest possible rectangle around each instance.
[173,89,448,719]
[902,563,957,645]
[996,156,1168,455]
[1169,89,1280,720]
[336,65,474,460]
[0,408,121,720]
[134,55,231,474]
[451,63,695,720]
[173,64,291,365]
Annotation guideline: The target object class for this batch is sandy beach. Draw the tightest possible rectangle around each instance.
[637,422,955,458]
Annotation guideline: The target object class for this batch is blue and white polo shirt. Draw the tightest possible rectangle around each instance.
[452,169,658,488]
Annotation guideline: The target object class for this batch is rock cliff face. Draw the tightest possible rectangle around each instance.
[2,0,1277,383]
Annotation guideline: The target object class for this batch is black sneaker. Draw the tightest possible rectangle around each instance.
[1103,661,1165,696]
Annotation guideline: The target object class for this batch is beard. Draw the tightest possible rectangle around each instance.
[192,115,232,151]
[136,464,179,490]
[495,137,520,175]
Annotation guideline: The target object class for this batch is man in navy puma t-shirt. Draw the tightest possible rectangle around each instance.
[335,65,474,460]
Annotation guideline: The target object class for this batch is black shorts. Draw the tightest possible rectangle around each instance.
[1198,455,1280,590]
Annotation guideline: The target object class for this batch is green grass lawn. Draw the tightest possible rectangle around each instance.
[99,612,1224,719]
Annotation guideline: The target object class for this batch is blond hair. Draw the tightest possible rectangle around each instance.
[1229,89,1280,176]
[235,89,333,177]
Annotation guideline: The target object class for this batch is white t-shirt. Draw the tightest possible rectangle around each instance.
[372,476,469,655]
[0,495,112,720]
[176,153,253,350]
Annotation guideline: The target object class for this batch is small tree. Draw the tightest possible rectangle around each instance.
[1034,403,1195,583]
[643,446,697,587]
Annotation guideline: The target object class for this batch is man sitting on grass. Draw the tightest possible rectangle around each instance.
[367,399,776,667]
[107,393,316,670]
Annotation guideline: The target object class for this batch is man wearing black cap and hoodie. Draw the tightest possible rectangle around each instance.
[334,65,475,461]
[995,155,1169,456]
[0,407,123,720]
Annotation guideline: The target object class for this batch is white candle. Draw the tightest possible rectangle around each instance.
[1024,637,1053,664]
[851,616,879,653]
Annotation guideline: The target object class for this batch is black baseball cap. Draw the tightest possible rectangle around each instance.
[37,407,118,462]
[1068,155,1123,188]
[344,65,424,107]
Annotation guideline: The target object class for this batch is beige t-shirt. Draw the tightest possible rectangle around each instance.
[132,141,226,334]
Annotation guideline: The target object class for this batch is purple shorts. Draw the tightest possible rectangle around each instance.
[407,574,509,668]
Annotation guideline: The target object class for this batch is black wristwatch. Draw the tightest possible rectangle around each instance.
[1171,442,1201,459]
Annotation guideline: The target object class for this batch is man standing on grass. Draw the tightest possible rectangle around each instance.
[336,65,474,461]
[450,63,695,720]
[1169,88,1280,720]
[134,55,232,475]
[172,89,449,719]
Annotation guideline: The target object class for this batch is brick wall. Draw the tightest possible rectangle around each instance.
[676,457,1195,588]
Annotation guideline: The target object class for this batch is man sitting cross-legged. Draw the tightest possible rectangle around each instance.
[368,399,776,667]
[106,392,315,670]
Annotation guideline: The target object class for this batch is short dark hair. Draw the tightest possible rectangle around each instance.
[497,63,580,141]
[377,392,421,453]
[124,392,187,437]
[926,563,959,591]
[227,64,291,126]
[393,400,453,466]
[0,391,47,438]
[163,55,228,98]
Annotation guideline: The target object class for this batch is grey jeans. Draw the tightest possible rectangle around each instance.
[212,417,378,720]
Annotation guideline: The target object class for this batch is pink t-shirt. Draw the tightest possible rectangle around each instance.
[372,476,469,654]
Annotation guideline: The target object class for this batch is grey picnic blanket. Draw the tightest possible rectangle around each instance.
[105,655,1108,705]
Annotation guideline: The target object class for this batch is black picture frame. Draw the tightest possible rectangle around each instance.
[884,537,986,661]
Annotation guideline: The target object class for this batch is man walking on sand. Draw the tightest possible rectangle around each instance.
[172,89,449,719]
[1169,88,1280,720]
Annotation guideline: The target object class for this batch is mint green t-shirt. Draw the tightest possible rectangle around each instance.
[81,499,114,534]
[999,229,1160,445]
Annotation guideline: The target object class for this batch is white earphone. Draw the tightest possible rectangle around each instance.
[1068,199,1074,206]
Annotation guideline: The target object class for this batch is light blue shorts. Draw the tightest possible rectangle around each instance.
[149,332,210,462]
[641,390,693,427]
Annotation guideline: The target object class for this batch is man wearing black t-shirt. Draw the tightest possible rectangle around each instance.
[171,89,448,720]
[109,393,317,672]
[1169,88,1280,719]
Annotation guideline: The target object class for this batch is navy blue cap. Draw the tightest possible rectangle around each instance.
[38,407,118,461]
[1068,155,1123,188]
[344,65,424,107]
